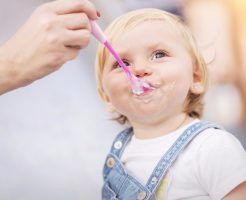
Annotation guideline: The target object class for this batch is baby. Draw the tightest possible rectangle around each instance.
[95,8,246,200]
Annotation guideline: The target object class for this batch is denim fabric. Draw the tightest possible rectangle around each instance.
[102,121,222,200]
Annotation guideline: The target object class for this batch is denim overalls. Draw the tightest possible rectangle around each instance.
[102,121,222,200]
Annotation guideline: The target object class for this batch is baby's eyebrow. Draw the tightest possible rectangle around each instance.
[110,50,131,60]
[145,41,172,50]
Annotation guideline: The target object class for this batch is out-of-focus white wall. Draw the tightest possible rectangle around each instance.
[0,0,123,199]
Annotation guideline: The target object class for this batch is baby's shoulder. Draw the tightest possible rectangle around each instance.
[189,127,245,157]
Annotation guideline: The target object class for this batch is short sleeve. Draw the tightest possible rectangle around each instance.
[195,129,246,200]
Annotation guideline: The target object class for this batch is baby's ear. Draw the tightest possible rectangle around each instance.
[190,67,204,94]
[98,89,116,113]
[190,82,204,94]
[106,102,117,113]
[98,88,107,102]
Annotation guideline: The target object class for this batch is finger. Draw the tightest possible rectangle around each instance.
[63,29,91,49]
[51,0,99,20]
[51,47,80,67]
[60,12,91,30]
[63,47,80,61]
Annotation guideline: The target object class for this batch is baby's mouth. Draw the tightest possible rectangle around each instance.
[136,86,155,96]
[131,81,153,95]
[132,81,161,103]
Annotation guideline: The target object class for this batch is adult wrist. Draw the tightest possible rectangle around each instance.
[0,45,23,94]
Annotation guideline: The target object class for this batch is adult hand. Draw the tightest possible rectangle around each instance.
[0,0,99,95]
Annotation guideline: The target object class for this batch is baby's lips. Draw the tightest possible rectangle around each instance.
[143,84,154,93]
[142,80,160,90]
[151,80,162,88]
[142,81,151,88]
[138,82,155,95]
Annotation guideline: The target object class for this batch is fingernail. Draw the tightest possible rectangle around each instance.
[96,10,101,18]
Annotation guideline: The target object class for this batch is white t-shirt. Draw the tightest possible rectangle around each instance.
[121,120,246,200]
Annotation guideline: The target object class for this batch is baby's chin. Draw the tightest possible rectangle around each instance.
[127,109,169,124]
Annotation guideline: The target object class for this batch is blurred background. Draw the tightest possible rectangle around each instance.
[0,0,245,199]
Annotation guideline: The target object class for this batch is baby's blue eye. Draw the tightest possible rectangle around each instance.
[123,60,130,66]
[113,60,130,68]
[152,51,167,60]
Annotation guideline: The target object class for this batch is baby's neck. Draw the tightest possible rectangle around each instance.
[131,114,194,139]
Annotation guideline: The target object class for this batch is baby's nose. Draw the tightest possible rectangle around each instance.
[132,65,152,78]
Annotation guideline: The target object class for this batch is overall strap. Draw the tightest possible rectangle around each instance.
[145,120,223,194]
[109,127,133,158]
[102,127,133,181]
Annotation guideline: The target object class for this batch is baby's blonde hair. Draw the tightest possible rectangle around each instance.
[95,8,208,124]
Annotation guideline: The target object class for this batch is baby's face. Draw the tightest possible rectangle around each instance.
[102,20,195,124]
